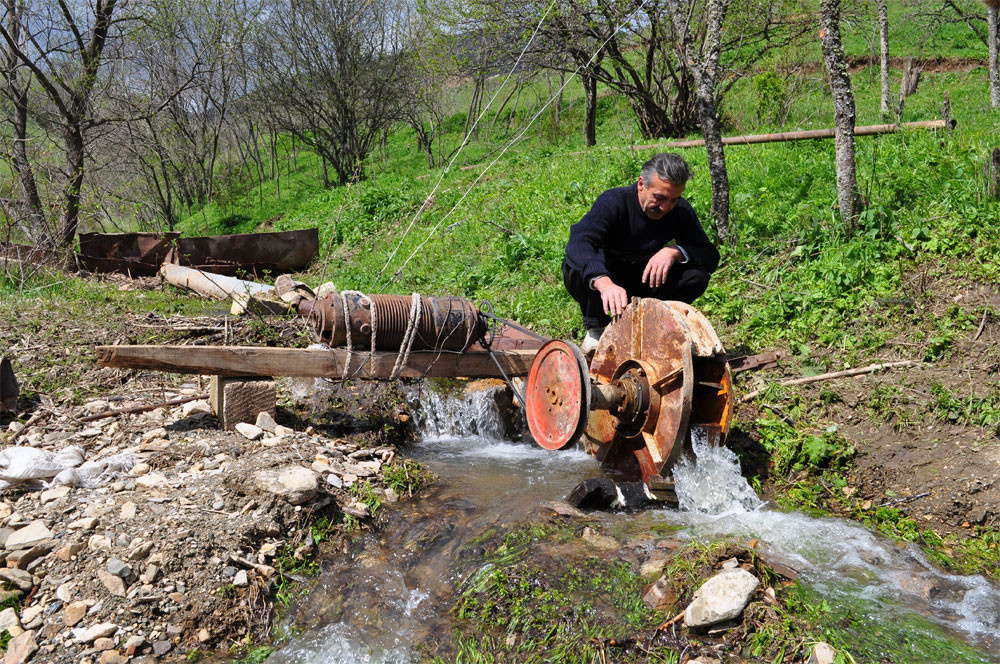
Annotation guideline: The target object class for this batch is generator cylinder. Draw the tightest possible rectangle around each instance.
[298,291,487,353]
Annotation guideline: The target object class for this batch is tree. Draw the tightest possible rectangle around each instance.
[876,0,891,114]
[819,0,862,231]
[668,0,733,244]
[987,0,999,108]
[255,0,416,186]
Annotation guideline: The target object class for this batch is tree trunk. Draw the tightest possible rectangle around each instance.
[820,0,862,232]
[59,125,86,248]
[989,4,999,109]
[877,0,891,114]
[10,85,45,243]
[583,70,597,147]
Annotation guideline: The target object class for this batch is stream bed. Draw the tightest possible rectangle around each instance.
[267,385,999,663]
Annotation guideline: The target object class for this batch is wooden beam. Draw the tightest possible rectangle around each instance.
[96,345,537,379]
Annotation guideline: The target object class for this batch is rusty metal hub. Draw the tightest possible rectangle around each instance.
[524,340,591,451]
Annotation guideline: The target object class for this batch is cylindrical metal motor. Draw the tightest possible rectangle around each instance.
[298,291,487,352]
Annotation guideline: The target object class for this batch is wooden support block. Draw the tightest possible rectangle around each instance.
[209,376,276,430]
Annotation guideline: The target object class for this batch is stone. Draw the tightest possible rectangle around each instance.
[18,605,41,626]
[135,473,167,489]
[274,425,295,437]
[181,399,212,417]
[107,558,132,579]
[209,377,276,430]
[807,642,837,664]
[0,568,33,592]
[253,467,318,505]
[98,569,126,597]
[642,575,677,611]
[93,637,115,650]
[11,543,53,571]
[123,635,146,656]
[197,628,210,643]
[5,522,51,550]
[68,517,100,531]
[384,487,399,503]
[98,652,125,664]
[325,473,343,489]
[88,535,112,550]
[3,629,36,664]
[139,564,160,584]
[56,542,85,561]
[254,411,277,433]
[684,568,760,629]
[0,607,22,637]
[233,570,249,588]
[74,622,118,643]
[127,541,153,562]
[235,423,264,441]
[39,486,71,505]
[63,601,88,627]
[119,502,136,520]
[129,463,151,476]
[581,527,618,551]
[639,552,671,580]
[152,640,172,656]
[56,583,73,603]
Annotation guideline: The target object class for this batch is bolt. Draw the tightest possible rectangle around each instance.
[359,297,371,308]
[360,323,371,335]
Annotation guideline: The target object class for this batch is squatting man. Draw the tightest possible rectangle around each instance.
[562,152,720,353]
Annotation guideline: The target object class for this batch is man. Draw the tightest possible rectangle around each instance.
[563,152,719,353]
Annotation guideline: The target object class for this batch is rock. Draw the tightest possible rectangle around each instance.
[642,575,677,611]
[56,582,73,603]
[56,542,85,561]
[88,535,112,550]
[74,622,118,643]
[152,640,171,656]
[254,411,277,433]
[581,527,618,551]
[253,467,318,505]
[807,642,837,664]
[93,637,115,650]
[141,427,167,443]
[18,605,41,626]
[4,629,36,664]
[39,486,71,505]
[235,422,264,441]
[233,570,249,588]
[639,552,670,580]
[119,502,136,520]
[127,541,153,562]
[98,652,126,664]
[684,568,760,629]
[11,543,53,570]
[274,425,295,437]
[129,463,151,476]
[97,569,127,597]
[197,628,211,643]
[123,635,146,656]
[0,607,22,637]
[68,517,99,531]
[63,601,88,627]
[326,474,343,489]
[5,522,51,550]
[135,473,167,489]
[107,558,132,579]
[140,564,160,584]
[181,399,212,417]
[0,569,32,592]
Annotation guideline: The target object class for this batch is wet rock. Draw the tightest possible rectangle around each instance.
[540,501,587,518]
[639,552,671,580]
[253,467,318,505]
[807,642,837,664]
[684,568,759,629]
[4,629,37,664]
[581,527,618,550]
[5,522,51,550]
[642,575,677,610]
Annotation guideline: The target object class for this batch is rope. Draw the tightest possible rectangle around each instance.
[339,290,364,381]
[375,0,655,290]
[390,292,422,380]
[371,0,559,292]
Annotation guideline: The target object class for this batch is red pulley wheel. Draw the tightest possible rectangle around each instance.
[524,339,591,450]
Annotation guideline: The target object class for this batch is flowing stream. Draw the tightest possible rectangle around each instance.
[267,385,999,663]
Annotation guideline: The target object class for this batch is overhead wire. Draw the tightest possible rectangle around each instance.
[371,0,559,292]
[374,0,654,291]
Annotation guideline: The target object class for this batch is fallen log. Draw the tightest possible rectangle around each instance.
[739,360,921,403]
[160,264,273,301]
[96,345,537,379]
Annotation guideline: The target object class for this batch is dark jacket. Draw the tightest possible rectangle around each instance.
[564,183,720,284]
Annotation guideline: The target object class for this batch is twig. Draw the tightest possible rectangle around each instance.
[875,491,930,509]
[79,394,209,423]
[761,403,795,425]
[656,610,685,632]
[973,307,989,342]
[740,360,921,403]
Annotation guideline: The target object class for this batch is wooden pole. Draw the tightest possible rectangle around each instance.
[739,360,920,403]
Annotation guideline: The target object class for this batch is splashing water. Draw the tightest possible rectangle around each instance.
[671,428,762,514]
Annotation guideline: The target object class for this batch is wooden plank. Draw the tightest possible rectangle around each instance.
[96,345,537,379]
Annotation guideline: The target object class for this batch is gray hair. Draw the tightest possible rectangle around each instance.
[640,153,691,186]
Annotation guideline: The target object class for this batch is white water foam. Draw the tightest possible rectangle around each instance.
[668,431,1000,651]
[408,384,507,441]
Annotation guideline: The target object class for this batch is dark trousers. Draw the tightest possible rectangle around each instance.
[562,258,711,328]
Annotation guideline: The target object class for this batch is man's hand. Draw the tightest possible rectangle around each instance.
[642,246,682,289]
[593,276,628,318]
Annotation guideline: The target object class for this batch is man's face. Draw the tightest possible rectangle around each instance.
[637,174,685,219]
